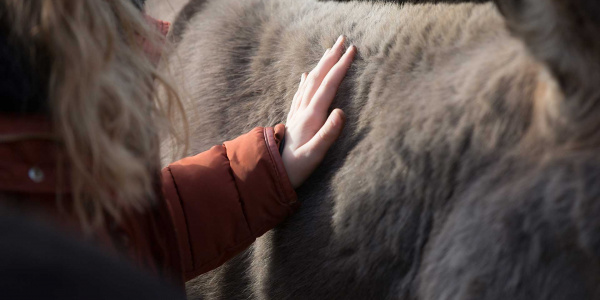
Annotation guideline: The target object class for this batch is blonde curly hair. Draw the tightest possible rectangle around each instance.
[1,0,186,231]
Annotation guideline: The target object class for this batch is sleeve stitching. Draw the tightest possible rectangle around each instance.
[165,166,196,270]
[263,127,295,212]
[222,143,256,237]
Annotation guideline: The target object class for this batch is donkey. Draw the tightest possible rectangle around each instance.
[319,0,487,3]
[161,0,600,298]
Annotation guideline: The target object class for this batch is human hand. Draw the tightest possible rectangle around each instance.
[283,35,356,188]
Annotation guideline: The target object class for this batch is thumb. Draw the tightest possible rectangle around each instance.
[300,109,346,159]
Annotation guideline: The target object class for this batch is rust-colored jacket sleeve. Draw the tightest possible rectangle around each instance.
[161,124,298,281]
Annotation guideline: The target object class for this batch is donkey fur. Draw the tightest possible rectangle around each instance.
[319,0,488,4]
[162,0,600,299]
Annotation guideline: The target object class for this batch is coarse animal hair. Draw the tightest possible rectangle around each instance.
[319,0,488,4]
[162,0,600,298]
[0,0,186,231]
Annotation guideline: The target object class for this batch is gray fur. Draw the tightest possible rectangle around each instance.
[162,0,600,299]
[319,0,488,4]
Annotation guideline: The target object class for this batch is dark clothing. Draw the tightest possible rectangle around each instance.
[0,33,46,113]
[0,207,184,299]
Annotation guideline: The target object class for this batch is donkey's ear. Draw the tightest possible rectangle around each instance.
[494,0,600,141]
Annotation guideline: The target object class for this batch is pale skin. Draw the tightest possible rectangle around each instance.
[282,36,356,188]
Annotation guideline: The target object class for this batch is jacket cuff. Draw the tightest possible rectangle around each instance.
[223,124,299,237]
[161,124,298,280]
[269,124,297,204]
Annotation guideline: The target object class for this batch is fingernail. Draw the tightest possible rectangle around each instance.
[336,35,344,45]
[339,109,347,123]
[346,45,355,54]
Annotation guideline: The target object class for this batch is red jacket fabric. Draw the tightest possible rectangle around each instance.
[162,124,298,281]
[0,115,298,285]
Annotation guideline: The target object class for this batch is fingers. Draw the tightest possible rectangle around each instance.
[299,108,346,160]
[299,35,347,109]
[288,73,307,122]
[294,72,308,116]
[281,36,355,188]
[309,45,356,112]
